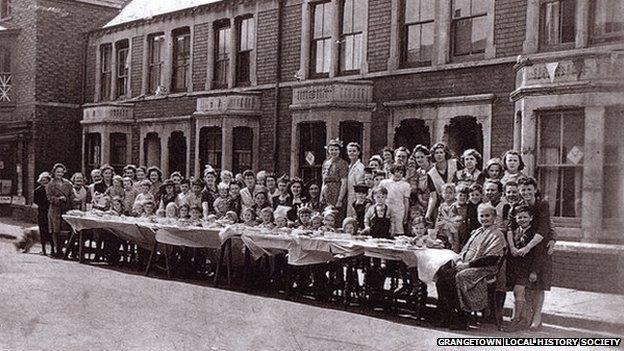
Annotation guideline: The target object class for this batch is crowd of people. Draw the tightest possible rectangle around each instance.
[33,138,556,332]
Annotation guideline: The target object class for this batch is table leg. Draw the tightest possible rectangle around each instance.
[78,230,84,263]
[164,245,171,279]
[214,240,227,286]
[243,246,251,292]
[144,241,158,276]
[227,239,232,286]
[63,230,76,260]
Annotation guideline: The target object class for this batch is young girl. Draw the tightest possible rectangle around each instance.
[165,202,178,219]
[141,199,156,218]
[453,149,484,187]
[364,186,394,239]
[107,196,125,216]
[105,175,125,200]
[220,170,233,185]
[189,206,203,223]
[320,211,337,232]
[176,178,191,207]
[133,180,153,215]
[257,207,275,229]
[241,207,258,227]
[213,182,231,218]
[483,158,504,183]
[410,216,436,247]
[342,217,358,235]
[122,177,138,215]
[500,150,526,186]
[504,205,543,332]
[296,206,314,230]
[224,211,239,224]
[379,164,410,236]
[311,213,323,230]
[435,183,457,249]
[178,203,190,219]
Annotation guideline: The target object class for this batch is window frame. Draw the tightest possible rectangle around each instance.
[236,16,255,87]
[172,27,191,93]
[339,0,364,75]
[538,0,576,52]
[99,43,113,101]
[400,0,434,68]
[310,1,332,78]
[213,20,231,89]
[536,109,585,220]
[85,133,101,170]
[590,0,624,44]
[0,0,11,20]
[115,40,129,99]
[450,0,488,59]
[147,33,165,94]
[232,126,253,175]
[199,127,223,174]
[109,133,128,174]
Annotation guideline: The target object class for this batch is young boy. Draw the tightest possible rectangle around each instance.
[379,164,410,236]
[504,205,543,332]
[141,199,156,218]
[213,182,231,218]
[311,213,323,230]
[133,179,153,215]
[435,183,457,249]
[296,207,314,230]
[352,183,372,230]
[320,211,337,232]
[189,206,203,223]
[372,171,386,191]
[449,184,470,253]
[122,177,138,215]
[364,186,394,239]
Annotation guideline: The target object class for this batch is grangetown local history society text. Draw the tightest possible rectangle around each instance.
[437,338,621,347]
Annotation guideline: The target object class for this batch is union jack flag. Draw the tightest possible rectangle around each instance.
[0,73,11,102]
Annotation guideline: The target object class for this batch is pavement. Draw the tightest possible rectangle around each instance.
[1,219,623,351]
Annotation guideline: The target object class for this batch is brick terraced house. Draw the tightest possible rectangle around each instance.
[0,0,126,217]
[81,0,623,246]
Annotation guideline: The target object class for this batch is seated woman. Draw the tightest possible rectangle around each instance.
[435,203,506,330]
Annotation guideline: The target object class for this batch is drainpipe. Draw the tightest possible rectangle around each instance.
[272,0,284,173]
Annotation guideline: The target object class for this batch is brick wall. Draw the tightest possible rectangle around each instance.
[33,106,83,176]
[279,4,301,82]
[34,0,120,104]
[132,96,197,120]
[495,0,528,58]
[275,87,293,176]
[192,23,210,91]
[131,35,144,97]
[367,0,391,73]
[259,89,277,171]
[256,9,279,85]
[84,43,97,103]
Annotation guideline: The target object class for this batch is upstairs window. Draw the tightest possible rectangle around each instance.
[311,1,332,77]
[147,33,165,94]
[0,46,10,103]
[539,0,576,50]
[401,0,434,67]
[115,40,129,99]
[451,0,487,57]
[172,27,191,92]
[99,43,112,101]
[0,0,11,19]
[237,16,254,86]
[214,21,231,89]
[591,0,624,43]
[339,0,364,74]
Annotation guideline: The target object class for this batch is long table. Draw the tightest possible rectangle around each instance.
[62,214,458,284]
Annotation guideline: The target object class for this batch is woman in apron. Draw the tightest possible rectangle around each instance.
[320,138,349,222]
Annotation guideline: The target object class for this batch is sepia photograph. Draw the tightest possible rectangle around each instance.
[0,0,622,350]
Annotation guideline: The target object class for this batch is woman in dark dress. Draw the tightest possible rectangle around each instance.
[304,180,323,213]
[34,172,52,256]
[512,177,556,330]
[46,163,75,257]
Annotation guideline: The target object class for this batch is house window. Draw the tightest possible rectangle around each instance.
[401,0,434,67]
[451,0,488,57]
[172,27,191,92]
[115,40,129,99]
[147,33,165,94]
[0,0,11,19]
[232,127,253,175]
[168,131,187,177]
[214,21,231,89]
[311,1,332,77]
[591,0,624,43]
[539,0,576,49]
[237,16,254,86]
[110,133,127,175]
[339,121,363,160]
[85,133,101,170]
[99,44,112,101]
[0,46,11,103]
[199,127,222,174]
[339,0,364,73]
[603,108,624,221]
[537,110,584,218]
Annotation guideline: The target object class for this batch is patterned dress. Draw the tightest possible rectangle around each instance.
[321,157,349,216]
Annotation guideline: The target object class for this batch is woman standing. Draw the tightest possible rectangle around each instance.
[513,177,556,330]
[70,172,88,211]
[288,177,306,222]
[409,145,437,220]
[34,172,52,256]
[46,163,75,257]
[426,142,457,222]
[321,139,349,221]
[346,142,365,218]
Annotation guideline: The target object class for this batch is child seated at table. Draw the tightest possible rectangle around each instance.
[320,210,337,232]
[178,203,190,219]
[107,196,124,216]
[363,186,394,239]
[133,180,153,215]
[342,217,358,236]
[311,213,323,230]
[141,199,156,218]
[257,207,275,230]
[213,182,231,218]
[189,206,203,221]
[410,216,436,247]
[223,211,238,224]
[241,207,257,227]
[296,206,314,230]
[274,206,291,229]
[165,202,178,219]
